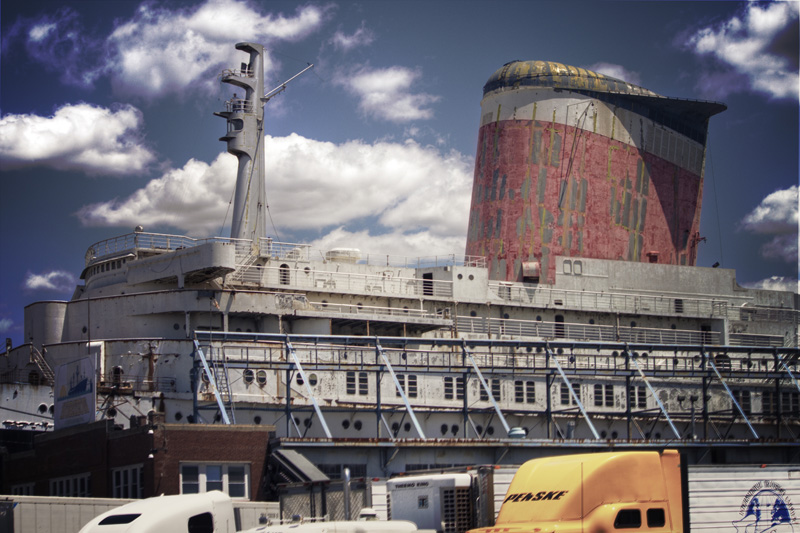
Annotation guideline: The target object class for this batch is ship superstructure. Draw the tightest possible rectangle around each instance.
[2,44,798,480]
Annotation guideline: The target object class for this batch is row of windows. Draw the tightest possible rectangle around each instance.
[736,390,800,416]
[181,463,249,499]
[50,473,91,497]
[87,258,128,278]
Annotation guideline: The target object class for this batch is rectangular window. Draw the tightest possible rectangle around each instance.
[396,375,405,397]
[112,465,143,499]
[50,473,91,497]
[594,384,604,407]
[595,384,614,407]
[358,372,368,396]
[456,377,465,401]
[526,381,535,404]
[11,483,35,495]
[733,390,751,415]
[561,383,581,405]
[444,377,454,400]
[346,371,356,395]
[515,381,524,403]
[180,463,250,500]
[408,375,418,398]
[605,385,614,407]
[480,379,501,401]
[629,386,646,408]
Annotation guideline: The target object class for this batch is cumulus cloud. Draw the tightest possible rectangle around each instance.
[77,134,473,253]
[742,276,799,294]
[684,2,799,99]
[740,186,798,263]
[585,62,642,85]
[0,103,156,176]
[330,23,375,52]
[106,0,329,98]
[25,270,77,292]
[0,318,13,333]
[335,65,440,122]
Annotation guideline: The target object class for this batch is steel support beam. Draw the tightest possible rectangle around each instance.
[375,339,426,439]
[192,339,232,424]
[626,347,681,439]
[702,349,759,439]
[461,340,511,435]
[285,337,332,438]
[545,343,600,439]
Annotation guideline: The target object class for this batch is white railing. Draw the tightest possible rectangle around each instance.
[489,282,729,318]
[233,264,455,298]
[309,301,440,320]
[457,316,722,345]
[729,333,786,348]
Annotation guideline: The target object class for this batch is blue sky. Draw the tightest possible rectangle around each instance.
[1,0,798,346]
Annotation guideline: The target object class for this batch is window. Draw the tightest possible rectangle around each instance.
[560,383,581,405]
[526,381,536,404]
[594,384,614,407]
[279,264,290,285]
[445,376,465,400]
[188,513,214,533]
[180,464,250,499]
[515,380,524,403]
[614,509,642,528]
[515,381,535,403]
[11,483,34,495]
[346,371,356,395]
[629,386,646,409]
[647,508,666,527]
[50,473,91,497]
[243,369,254,384]
[256,370,267,386]
[480,379,501,401]
[732,389,751,415]
[408,375,418,398]
[358,372,368,395]
[112,465,143,499]
[346,371,368,395]
[445,377,454,399]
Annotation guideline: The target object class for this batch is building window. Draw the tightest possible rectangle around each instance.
[444,377,454,399]
[112,465,143,499]
[515,381,535,404]
[526,381,535,404]
[480,379,501,401]
[180,463,250,499]
[629,386,647,409]
[346,371,356,395]
[514,381,524,403]
[560,383,581,405]
[732,390,752,415]
[358,372,368,395]
[445,376,465,400]
[11,483,35,495]
[594,384,614,407]
[408,375,418,398]
[50,473,91,497]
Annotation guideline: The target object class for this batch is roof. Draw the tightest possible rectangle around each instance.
[483,60,661,97]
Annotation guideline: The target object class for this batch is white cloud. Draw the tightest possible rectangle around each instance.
[24,270,77,292]
[106,0,329,98]
[0,103,156,176]
[0,318,13,333]
[330,23,375,52]
[685,2,799,99]
[77,153,237,235]
[335,65,440,122]
[585,62,642,86]
[740,186,798,264]
[742,276,799,294]
[309,227,466,261]
[741,186,798,234]
[76,133,473,254]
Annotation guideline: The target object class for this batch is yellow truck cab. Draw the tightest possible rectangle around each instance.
[469,450,687,533]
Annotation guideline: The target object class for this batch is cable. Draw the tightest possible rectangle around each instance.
[707,138,724,266]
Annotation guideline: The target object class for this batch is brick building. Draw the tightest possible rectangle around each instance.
[1,417,276,501]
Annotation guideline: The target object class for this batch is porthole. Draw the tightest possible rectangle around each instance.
[303,418,311,427]
[403,422,411,432]
[215,413,222,422]
[357,302,363,310]
[451,424,459,435]
[187,415,195,423]
[254,416,261,425]
[49,405,54,414]
[468,274,474,281]
[256,370,267,386]
[304,267,311,275]
[296,374,304,385]
[391,422,400,432]
[457,273,463,280]
[107,408,117,418]
[440,424,448,435]
[589,319,595,325]
[173,323,180,330]
[175,411,183,421]
[37,403,48,414]
[487,426,495,435]
[354,420,362,431]
[309,373,318,386]
[243,369,254,384]
[82,326,88,334]
[476,425,484,435]
[470,310,477,317]
[321,300,328,307]
[403,306,409,313]
[503,313,510,319]
[630,321,637,327]
[611,431,618,439]
[600,430,608,438]
[342,420,350,429]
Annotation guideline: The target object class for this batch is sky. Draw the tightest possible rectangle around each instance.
[0,0,798,347]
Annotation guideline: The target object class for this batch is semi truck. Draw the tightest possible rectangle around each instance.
[386,451,800,533]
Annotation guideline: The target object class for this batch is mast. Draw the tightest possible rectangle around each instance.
[215,42,267,242]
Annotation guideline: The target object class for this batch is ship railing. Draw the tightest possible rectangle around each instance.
[489,282,729,318]
[85,232,247,266]
[729,333,786,348]
[457,316,721,346]
[221,98,254,113]
[308,301,438,320]
[220,67,254,79]
[203,336,792,382]
[733,305,800,324]
[99,375,177,393]
[233,264,455,298]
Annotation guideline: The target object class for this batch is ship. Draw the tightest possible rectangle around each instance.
[1,43,798,484]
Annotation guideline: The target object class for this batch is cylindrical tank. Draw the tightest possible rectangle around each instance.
[466,61,726,283]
